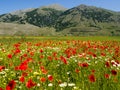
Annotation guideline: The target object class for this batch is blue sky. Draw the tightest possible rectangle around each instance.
[0,0,120,14]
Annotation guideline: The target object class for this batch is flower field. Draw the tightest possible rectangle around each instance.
[0,37,120,90]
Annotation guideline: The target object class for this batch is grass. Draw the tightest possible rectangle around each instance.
[0,36,120,41]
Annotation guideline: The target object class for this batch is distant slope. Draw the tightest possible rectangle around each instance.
[0,22,57,36]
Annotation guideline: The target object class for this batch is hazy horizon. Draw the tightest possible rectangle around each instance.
[0,0,120,15]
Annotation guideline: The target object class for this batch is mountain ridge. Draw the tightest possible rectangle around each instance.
[0,4,120,36]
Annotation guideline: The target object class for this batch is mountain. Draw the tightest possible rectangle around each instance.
[0,4,120,36]
[0,5,64,27]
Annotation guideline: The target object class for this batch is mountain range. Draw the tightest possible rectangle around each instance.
[0,4,120,36]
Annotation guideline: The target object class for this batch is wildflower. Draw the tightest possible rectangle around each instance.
[105,61,110,68]
[75,68,80,73]
[26,79,36,88]
[60,56,67,64]
[104,74,110,79]
[91,69,95,73]
[37,83,40,87]
[0,87,3,90]
[101,52,106,56]
[111,70,117,76]
[48,75,53,82]
[22,72,28,77]
[40,55,44,59]
[14,48,21,54]
[40,77,46,83]
[68,83,75,86]
[23,53,27,57]
[48,56,52,61]
[88,74,96,82]
[81,62,89,67]
[7,54,12,59]
[0,66,5,71]
[59,82,67,87]
[41,69,48,74]
[40,49,43,53]
[33,72,39,75]
[48,83,53,87]
[6,80,16,90]
[19,76,25,83]
[19,64,28,71]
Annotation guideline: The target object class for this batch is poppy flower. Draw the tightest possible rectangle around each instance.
[14,48,21,54]
[48,75,53,82]
[40,77,46,83]
[41,69,48,74]
[0,66,5,71]
[6,80,16,90]
[19,76,25,83]
[104,74,110,79]
[7,54,12,59]
[60,56,67,64]
[91,70,95,73]
[40,49,43,53]
[88,74,96,82]
[0,87,3,90]
[105,61,110,68]
[111,70,117,76]
[26,79,36,88]
[75,68,80,73]
[19,64,28,71]
[48,56,52,61]
[81,62,89,67]
[22,72,28,77]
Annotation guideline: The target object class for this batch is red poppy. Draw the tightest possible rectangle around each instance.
[60,56,67,64]
[40,77,46,82]
[111,70,117,76]
[40,49,43,53]
[104,74,110,79]
[14,43,20,48]
[26,79,36,88]
[91,70,95,73]
[41,69,48,74]
[48,56,52,61]
[21,72,27,77]
[0,66,5,71]
[101,52,106,56]
[0,87,3,90]
[6,80,16,90]
[23,53,27,57]
[75,68,80,73]
[7,54,12,59]
[105,61,110,68]
[19,64,28,71]
[81,62,89,67]
[19,76,25,83]
[40,55,44,59]
[53,52,57,57]
[48,75,53,82]
[14,48,21,54]
[88,74,96,82]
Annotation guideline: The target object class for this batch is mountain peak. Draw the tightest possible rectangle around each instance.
[41,4,68,11]
[11,8,34,15]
